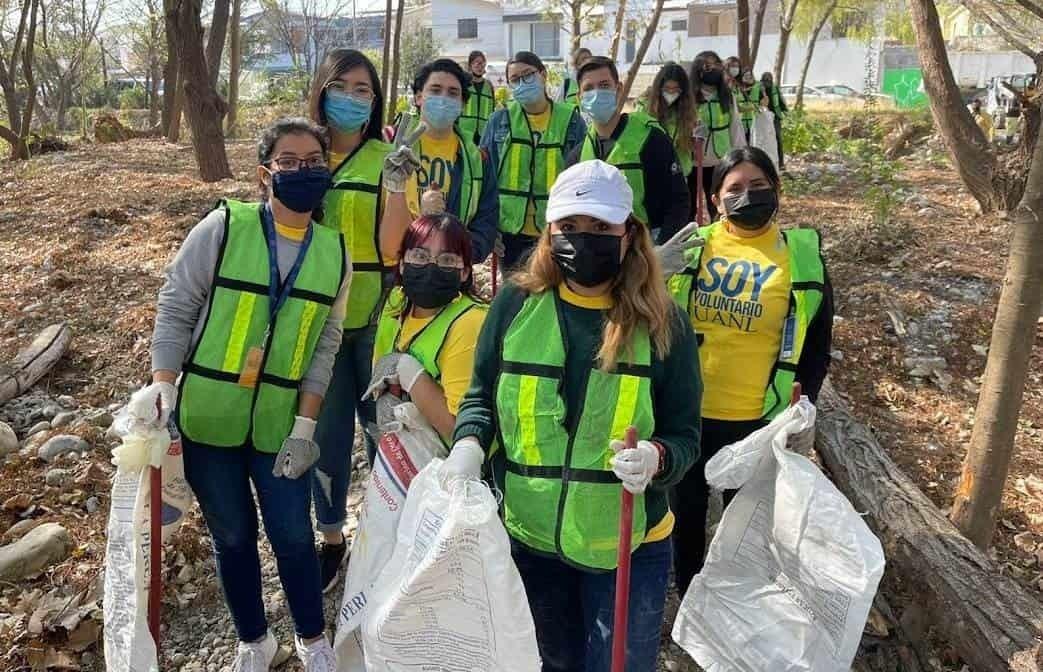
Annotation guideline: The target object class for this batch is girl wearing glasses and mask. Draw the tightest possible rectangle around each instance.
[365,213,487,443]
[481,51,586,269]
[143,117,350,670]
[441,160,701,672]
[305,48,394,594]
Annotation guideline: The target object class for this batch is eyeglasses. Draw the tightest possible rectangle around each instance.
[325,81,374,100]
[508,71,539,87]
[268,155,328,171]
[404,247,465,270]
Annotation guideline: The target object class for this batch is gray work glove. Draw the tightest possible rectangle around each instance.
[420,186,447,215]
[383,122,427,194]
[655,221,705,277]
[272,416,320,479]
[362,352,427,401]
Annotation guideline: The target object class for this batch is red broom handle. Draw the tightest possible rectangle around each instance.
[148,464,162,648]
[491,254,499,297]
[695,141,705,226]
[611,426,638,672]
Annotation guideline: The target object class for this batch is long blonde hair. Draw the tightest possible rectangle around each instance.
[513,219,675,370]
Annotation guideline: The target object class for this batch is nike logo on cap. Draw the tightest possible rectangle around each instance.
[576,189,591,196]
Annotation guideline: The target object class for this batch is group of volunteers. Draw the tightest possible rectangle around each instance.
[135,42,833,672]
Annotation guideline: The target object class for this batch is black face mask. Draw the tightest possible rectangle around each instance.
[701,69,723,86]
[723,188,779,230]
[401,263,461,309]
[551,232,623,288]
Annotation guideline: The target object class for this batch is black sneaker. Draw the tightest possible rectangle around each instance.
[320,540,348,594]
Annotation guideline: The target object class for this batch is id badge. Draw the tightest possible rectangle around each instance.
[781,312,796,360]
[238,346,264,389]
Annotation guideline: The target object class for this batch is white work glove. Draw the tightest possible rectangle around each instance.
[420,186,447,215]
[383,122,427,193]
[272,416,320,479]
[493,233,506,259]
[127,381,177,431]
[693,121,708,142]
[655,222,705,276]
[609,439,660,494]
[438,436,485,488]
[362,352,427,401]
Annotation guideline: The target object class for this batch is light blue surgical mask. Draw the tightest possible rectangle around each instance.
[580,88,618,124]
[324,88,372,132]
[511,76,545,106]
[422,95,463,131]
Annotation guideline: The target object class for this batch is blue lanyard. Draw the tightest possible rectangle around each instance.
[261,204,313,324]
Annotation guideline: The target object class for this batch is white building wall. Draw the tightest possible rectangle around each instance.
[432,0,509,61]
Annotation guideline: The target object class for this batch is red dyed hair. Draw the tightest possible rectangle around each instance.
[394,213,477,295]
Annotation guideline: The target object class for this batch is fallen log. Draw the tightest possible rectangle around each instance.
[0,323,71,405]
[816,379,1043,672]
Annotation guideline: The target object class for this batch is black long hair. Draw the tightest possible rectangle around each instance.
[308,49,384,141]
[647,62,696,157]
[710,146,781,196]
[690,50,732,110]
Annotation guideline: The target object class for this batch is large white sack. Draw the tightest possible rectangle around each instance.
[362,460,541,672]
[750,109,779,169]
[672,399,885,672]
[334,401,447,670]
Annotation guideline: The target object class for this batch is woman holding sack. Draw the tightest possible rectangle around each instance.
[689,51,747,222]
[143,118,350,670]
[306,48,393,592]
[442,160,702,671]
[667,146,834,595]
[638,62,699,219]
[481,50,586,269]
[364,211,487,441]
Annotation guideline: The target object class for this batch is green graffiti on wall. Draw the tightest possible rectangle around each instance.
[881,67,929,109]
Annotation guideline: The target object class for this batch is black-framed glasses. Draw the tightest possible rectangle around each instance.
[269,156,328,171]
[404,247,465,270]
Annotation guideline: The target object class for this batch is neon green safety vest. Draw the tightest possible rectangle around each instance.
[667,222,824,420]
[737,82,762,131]
[561,77,580,106]
[322,138,393,330]
[578,111,663,226]
[496,101,576,235]
[634,98,694,178]
[373,287,483,379]
[459,79,495,142]
[177,200,346,453]
[767,84,784,116]
[495,289,654,570]
[698,95,733,158]
[402,120,485,227]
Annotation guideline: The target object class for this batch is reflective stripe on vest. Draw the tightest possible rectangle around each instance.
[403,124,484,227]
[323,138,393,330]
[459,79,495,140]
[497,101,575,235]
[372,286,482,380]
[666,223,824,420]
[663,114,694,177]
[768,85,783,115]
[698,97,732,158]
[177,199,345,453]
[562,77,580,106]
[578,111,661,226]
[495,289,654,570]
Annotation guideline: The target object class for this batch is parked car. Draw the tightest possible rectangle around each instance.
[814,84,896,106]
[778,85,827,104]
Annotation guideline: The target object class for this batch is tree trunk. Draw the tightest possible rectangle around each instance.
[737,0,750,65]
[205,0,231,89]
[387,0,405,120]
[13,0,39,160]
[907,0,1016,212]
[225,0,241,137]
[172,0,232,181]
[162,0,180,138]
[750,0,768,65]
[149,51,161,127]
[950,103,1043,550]
[99,37,108,86]
[794,0,837,110]
[0,324,71,404]
[610,0,628,62]
[381,0,393,123]
[620,0,665,101]
[773,0,798,84]
[571,2,582,54]
[815,380,1043,671]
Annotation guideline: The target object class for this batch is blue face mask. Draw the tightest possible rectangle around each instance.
[270,166,332,214]
[422,95,463,131]
[324,89,372,132]
[511,78,545,106]
[580,88,618,124]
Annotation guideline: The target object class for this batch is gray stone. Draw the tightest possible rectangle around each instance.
[89,411,114,428]
[37,435,89,462]
[57,395,77,408]
[0,523,73,581]
[50,411,77,429]
[0,422,17,457]
[44,468,70,487]
[40,404,61,420]
[85,496,101,514]
[26,421,51,437]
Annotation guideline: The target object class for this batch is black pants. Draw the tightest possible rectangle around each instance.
[670,417,766,595]
[501,231,538,270]
[774,116,785,169]
[700,166,718,222]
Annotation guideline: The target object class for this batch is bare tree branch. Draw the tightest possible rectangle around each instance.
[962,0,1041,62]
[1012,0,1043,22]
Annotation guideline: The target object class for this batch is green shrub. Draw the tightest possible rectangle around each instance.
[118,86,147,110]
[782,111,838,154]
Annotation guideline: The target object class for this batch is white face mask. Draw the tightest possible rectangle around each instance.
[662,91,680,105]
[728,66,740,77]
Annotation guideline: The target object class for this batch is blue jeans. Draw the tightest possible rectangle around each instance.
[512,538,673,672]
[313,325,378,534]
[182,437,323,641]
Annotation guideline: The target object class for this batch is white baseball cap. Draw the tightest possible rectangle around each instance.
[545,160,634,226]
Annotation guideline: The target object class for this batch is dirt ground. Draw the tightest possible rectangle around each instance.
[0,131,1040,671]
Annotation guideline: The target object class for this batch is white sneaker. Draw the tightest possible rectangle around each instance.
[231,631,277,672]
[295,634,337,672]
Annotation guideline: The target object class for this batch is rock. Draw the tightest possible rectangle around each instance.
[177,564,194,584]
[171,653,187,667]
[26,421,51,437]
[40,404,61,420]
[2,493,31,511]
[85,497,101,514]
[50,411,77,429]
[38,435,89,462]
[0,523,73,581]
[972,344,988,356]
[89,411,114,428]
[57,395,77,408]
[44,468,70,487]
[904,356,947,377]
[1014,531,1036,553]
[0,422,17,457]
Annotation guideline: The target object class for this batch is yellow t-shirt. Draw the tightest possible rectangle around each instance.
[407,132,458,217]
[394,303,485,415]
[522,106,553,237]
[274,221,307,242]
[694,223,791,421]
[329,151,347,171]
